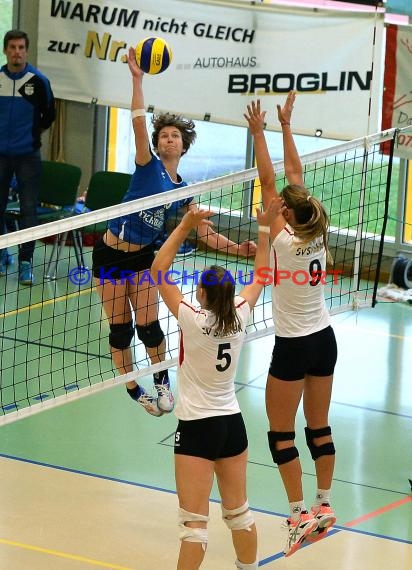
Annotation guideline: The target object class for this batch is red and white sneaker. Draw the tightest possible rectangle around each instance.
[306,504,336,543]
[282,513,318,557]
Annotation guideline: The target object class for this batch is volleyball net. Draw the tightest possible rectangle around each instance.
[0,127,398,425]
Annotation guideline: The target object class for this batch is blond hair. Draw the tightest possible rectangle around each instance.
[280,184,332,263]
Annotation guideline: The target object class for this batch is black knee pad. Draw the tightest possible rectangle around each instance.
[109,321,134,349]
[267,431,299,466]
[305,426,336,460]
[136,320,164,349]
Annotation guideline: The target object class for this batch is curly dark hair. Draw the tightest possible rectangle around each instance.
[151,113,196,156]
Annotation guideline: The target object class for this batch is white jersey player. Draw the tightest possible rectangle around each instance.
[151,199,280,570]
[245,92,337,557]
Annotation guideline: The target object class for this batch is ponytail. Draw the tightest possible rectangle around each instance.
[200,265,241,337]
[281,184,332,263]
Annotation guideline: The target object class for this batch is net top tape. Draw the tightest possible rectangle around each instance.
[0,127,401,249]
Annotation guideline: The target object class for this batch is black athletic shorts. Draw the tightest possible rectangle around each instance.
[174,413,248,461]
[269,325,337,381]
[92,237,156,280]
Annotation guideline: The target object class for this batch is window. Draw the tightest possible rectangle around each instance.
[0,0,13,66]
[107,107,400,238]
[107,108,249,182]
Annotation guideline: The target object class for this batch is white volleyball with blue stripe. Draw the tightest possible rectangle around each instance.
[135,37,172,74]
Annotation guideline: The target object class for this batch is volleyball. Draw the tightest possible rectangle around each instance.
[135,37,172,75]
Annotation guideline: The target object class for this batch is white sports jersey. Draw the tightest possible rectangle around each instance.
[270,224,330,337]
[175,296,250,421]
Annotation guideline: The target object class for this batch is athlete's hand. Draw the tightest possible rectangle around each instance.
[256,195,285,226]
[236,240,257,258]
[180,208,214,232]
[277,91,296,126]
[127,46,144,79]
[244,99,266,136]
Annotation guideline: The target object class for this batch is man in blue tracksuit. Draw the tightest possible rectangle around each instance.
[0,29,55,285]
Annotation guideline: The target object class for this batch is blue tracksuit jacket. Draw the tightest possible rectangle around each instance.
[0,63,55,156]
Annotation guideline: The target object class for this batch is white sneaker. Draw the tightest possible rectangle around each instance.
[137,390,163,417]
[282,513,318,557]
[155,382,174,413]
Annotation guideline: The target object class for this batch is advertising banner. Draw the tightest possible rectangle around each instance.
[38,0,384,139]
[382,24,412,158]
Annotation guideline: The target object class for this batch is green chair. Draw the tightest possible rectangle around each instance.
[71,170,131,265]
[83,171,131,212]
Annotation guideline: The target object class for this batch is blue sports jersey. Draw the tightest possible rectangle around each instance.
[108,154,192,245]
